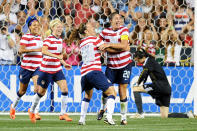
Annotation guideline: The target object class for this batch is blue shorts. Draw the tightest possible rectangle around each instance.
[37,70,66,89]
[81,71,113,92]
[19,67,39,84]
[105,63,132,84]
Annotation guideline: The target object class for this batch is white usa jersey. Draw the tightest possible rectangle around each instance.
[99,26,132,69]
[80,36,104,76]
[20,33,43,71]
[40,35,62,74]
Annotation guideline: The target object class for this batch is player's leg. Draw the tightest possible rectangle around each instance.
[29,71,50,123]
[130,92,144,118]
[160,106,169,118]
[10,68,32,119]
[79,89,93,125]
[103,86,116,125]
[119,83,128,124]
[56,79,72,121]
[168,111,196,118]
[118,63,132,125]
[32,74,41,120]
[97,67,115,120]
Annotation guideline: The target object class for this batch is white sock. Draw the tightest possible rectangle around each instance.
[106,97,115,120]
[35,101,40,114]
[100,96,108,110]
[60,94,68,115]
[79,99,90,122]
[30,94,42,113]
[120,101,128,121]
[12,95,21,109]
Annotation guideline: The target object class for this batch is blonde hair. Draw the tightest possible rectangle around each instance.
[49,18,62,29]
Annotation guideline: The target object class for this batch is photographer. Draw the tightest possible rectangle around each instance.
[0,21,16,64]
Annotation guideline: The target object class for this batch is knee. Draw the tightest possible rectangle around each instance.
[38,86,47,96]
[105,86,116,97]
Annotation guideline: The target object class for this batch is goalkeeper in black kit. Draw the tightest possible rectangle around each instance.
[132,49,196,118]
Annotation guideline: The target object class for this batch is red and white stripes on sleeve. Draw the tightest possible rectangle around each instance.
[80,36,104,76]
[20,33,43,71]
[40,35,63,74]
[99,26,132,69]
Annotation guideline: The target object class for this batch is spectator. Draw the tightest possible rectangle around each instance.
[141,0,153,13]
[91,0,102,13]
[163,29,182,66]
[0,21,16,64]
[140,28,157,57]
[63,29,81,66]
[124,0,143,32]
[0,3,17,25]
[98,0,115,28]
[40,16,50,40]
[62,15,74,40]
[8,11,28,34]
[63,0,76,17]
[173,0,194,34]
[9,0,21,14]
[74,0,95,28]
[130,16,149,45]
[151,0,167,29]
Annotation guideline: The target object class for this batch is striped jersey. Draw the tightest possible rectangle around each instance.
[20,33,43,71]
[80,36,104,76]
[174,10,190,33]
[99,26,132,69]
[40,35,63,74]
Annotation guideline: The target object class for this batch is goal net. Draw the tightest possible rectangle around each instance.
[0,0,196,115]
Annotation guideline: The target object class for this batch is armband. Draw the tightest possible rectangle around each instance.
[121,35,128,40]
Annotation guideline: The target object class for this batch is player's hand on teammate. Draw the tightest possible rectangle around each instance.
[57,54,63,60]
[99,44,110,51]
[64,63,72,70]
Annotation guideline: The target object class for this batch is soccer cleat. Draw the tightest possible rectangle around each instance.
[187,111,195,118]
[59,114,72,121]
[97,110,105,120]
[28,108,36,123]
[120,119,127,125]
[10,104,15,120]
[78,120,86,125]
[129,113,144,119]
[104,117,115,125]
[35,113,41,120]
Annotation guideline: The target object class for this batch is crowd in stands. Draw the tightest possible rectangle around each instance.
[0,0,194,66]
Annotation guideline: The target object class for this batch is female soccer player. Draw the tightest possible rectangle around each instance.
[28,18,72,123]
[132,48,196,119]
[10,18,43,120]
[75,22,116,125]
[98,12,132,125]
[133,48,171,118]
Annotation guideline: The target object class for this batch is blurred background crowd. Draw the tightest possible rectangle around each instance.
[0,0,194,66]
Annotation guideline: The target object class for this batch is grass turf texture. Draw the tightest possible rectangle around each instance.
[0,115,197,131]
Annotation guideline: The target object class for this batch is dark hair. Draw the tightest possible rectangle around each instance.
[134,48,149,59]
[109,12,119,21]
[78,23,87,36]
[0,21,8,28]
[28,18,38,27]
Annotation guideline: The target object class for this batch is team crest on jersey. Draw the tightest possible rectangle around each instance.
[20,75,22,79]
[41,80,45,85]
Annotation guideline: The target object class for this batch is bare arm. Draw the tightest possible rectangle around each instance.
[42,46,62,59]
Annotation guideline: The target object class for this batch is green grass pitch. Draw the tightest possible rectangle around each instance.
[0,115,197,131]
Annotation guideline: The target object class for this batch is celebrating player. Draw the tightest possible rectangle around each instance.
[28,18,72,123]
[98,12,132,125]
[69,22,117,125]
[10,18,43,120]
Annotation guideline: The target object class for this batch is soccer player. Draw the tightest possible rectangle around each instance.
[10,18,43,120]
[131,48,196,119]
[97,12,132,125]
[75,22,116,125]
[28,18,72,123]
